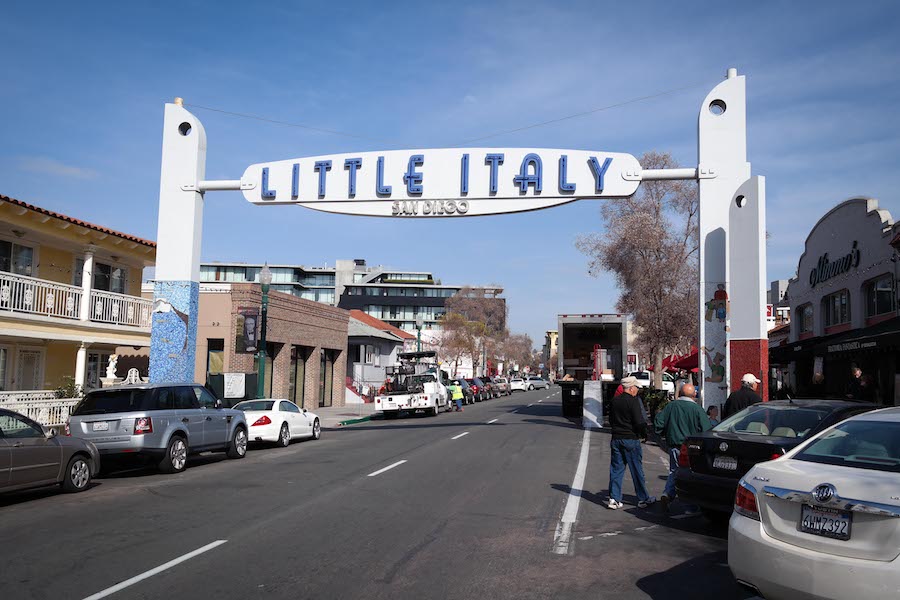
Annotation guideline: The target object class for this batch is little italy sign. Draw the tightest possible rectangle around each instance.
[241,148,641,217]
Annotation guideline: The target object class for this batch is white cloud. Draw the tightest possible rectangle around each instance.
[18,156,98,180]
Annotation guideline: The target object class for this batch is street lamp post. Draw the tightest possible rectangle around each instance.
[256,263,272,399]
[415,314,424,352]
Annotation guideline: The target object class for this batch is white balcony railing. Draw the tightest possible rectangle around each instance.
[0,271,81,321]
[0,393,80,426]
[90,289,152,327]
[0,271,152,329]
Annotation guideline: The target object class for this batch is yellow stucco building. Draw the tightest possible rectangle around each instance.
[0,194,155,399]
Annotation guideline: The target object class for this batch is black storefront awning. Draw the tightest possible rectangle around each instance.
[770,316,900,363]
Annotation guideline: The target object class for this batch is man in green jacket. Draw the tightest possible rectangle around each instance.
[654,383,711,513]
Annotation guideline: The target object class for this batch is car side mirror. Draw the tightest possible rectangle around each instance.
[302,408,307,413]
[46,427,58,438]
[215,399,223,409]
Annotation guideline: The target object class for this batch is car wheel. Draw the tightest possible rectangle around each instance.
[528,385,534,391]
[311,419,321,440]
[277,423,291,448]
[430,406,439,417]
[226,427,248,459]
[61,455,92,492]
[159,435,188,473]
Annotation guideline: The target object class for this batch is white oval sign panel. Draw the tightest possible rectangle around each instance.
[241,148,640,217]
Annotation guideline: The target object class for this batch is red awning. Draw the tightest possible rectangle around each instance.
[672,351,698,370]
[649,346,697,372]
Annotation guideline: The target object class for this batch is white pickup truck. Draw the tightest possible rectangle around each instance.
[375,371,451,418]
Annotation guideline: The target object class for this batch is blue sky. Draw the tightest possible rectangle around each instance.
[2,1,899,346]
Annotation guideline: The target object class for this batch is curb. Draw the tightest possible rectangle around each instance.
[336,415,373,427]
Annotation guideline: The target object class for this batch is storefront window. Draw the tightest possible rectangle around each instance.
[207,339,224,375]
[823,290,850,327]
[865,275,894,317]
[798,304,814,333]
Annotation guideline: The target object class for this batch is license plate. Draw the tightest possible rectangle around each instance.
[800,504,851,540]
[713,455,737,470]
[92,421,109,432]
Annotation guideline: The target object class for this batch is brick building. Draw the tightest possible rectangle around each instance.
[137,282,349,408]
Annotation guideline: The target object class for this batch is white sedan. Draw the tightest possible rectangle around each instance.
[526,376,550,390]
[233,399,321,447]
[728,407,900,600]
[509,378,527,392]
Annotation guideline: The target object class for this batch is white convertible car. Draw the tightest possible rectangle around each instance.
[728,407,900,600]
[233,399,321,447]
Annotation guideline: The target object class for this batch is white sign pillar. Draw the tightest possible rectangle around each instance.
[149,101,206,383]
[696,69,767,407]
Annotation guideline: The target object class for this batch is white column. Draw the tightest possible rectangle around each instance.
[74,342,88,390]
[79,246,95,321]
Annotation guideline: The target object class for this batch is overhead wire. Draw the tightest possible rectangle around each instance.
[182,78,718,149]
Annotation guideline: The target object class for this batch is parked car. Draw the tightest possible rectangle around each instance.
[67,384,248,474]
[233,399,321,446]
[526,376,550,390]
[510,377,527,393]
[483,377,504,398]
[490,376,512,396]
[1,408,100,494]
[628,371,676,396]
[675,399,877,520]
[728,407,900,600]
[466,378,490,401]
[451,378,475,405]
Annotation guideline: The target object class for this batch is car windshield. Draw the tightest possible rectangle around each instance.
[795,420,900,473]
[234,401,275,411]
[72,389,156,415]
[407,374,435,388]
[712,404,831,438]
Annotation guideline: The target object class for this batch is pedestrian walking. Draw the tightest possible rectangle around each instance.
[723,373,762,418]
[846,367,863,400]
[654,383,711,513]
[606,376,656,510]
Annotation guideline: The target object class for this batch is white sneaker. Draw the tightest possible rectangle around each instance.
[638,496,657,509]
[606,498,624,510]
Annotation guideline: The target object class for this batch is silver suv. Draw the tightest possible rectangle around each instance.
[67,384,248,473]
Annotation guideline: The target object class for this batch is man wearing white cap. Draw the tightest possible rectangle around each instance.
[723,373,763,418]
[606,375,655,510]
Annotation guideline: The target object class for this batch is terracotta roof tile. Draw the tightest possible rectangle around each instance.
[349,309,416,339]
[1,194,156,248]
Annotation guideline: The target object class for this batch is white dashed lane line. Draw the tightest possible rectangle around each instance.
[451,431,470,440]
[367,460,408,477]
[528,403,534,407]
[487,418,498,424]
[82,540,228,600]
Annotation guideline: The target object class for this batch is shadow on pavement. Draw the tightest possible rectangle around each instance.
[0,481,103,507]
[635,550,752,599]
[97,452,229,479]
[549,483,729,541]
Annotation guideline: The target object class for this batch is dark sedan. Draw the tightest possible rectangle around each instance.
[465,378,490,402]
[451,378,476,405]
[1,408,100,494]
[674,399,877,520]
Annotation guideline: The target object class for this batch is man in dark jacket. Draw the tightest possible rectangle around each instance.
[606,376,656,510]
[723,373,763,418]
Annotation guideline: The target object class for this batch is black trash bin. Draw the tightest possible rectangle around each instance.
[558,380,584,418]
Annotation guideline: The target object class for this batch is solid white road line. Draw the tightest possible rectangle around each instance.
[528,403,534,407]
[487,418,498,424]
[451,431,470,440]
[552,427,592,555]
[82,540,228,600]
[367,460,407,477]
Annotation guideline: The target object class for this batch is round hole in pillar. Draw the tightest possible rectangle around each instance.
[709,99,727,116]
[178,122,192,136]
[735,195,747,208]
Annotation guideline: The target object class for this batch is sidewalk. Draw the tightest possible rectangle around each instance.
[315,403,379,428]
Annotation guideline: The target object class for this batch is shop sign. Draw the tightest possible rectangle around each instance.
[809,241,860,287]
[827,340,877,353]
[241,149,641,217]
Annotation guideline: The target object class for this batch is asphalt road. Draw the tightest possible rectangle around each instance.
[0,388,753,600]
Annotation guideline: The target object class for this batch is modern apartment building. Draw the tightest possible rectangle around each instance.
[200,259,504,332]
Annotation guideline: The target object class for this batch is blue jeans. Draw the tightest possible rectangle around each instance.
[664,447,680,499]
[608,438,651,503]
[455,398,463,410]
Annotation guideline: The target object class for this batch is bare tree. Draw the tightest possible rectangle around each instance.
[445,286,507,337]
[576,151,698,388]
[502,333,535,373]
